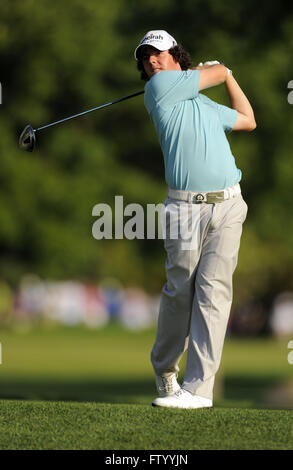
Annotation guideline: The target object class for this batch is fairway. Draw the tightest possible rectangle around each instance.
[0,400,291,450]
[0,325,292,449]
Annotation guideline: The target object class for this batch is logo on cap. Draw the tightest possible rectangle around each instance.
[143,33,164,43]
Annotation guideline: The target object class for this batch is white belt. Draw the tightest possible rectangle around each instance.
[167,183,241,204]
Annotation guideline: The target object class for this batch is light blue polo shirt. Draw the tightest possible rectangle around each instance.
[144,70,241,191]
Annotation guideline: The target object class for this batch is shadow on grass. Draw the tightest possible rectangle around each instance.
[0,379,155,404]
[223,375,293,409]
[0,375,291,408]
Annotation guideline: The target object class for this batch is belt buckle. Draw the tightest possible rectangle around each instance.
[193,193,205,204]
[207,191,224,204]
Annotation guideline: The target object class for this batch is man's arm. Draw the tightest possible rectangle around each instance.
[193,61,256,132]
[225,73,256,131]
[195,64,229,91]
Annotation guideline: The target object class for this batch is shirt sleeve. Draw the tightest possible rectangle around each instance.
[198,93,238,132]
[146,70,200,110]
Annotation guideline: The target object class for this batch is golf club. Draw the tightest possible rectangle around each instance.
[19,90,145,152]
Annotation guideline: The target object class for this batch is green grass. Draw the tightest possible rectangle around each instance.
[0,324,292,449]
[0,400,291,450]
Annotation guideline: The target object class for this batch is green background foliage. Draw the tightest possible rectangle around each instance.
[0,0,292,306]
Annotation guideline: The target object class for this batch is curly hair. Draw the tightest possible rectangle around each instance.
[137,44,192,81]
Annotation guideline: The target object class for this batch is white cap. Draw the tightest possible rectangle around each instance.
[134,30,177,60]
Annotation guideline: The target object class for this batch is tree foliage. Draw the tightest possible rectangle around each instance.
[0,0,292,303]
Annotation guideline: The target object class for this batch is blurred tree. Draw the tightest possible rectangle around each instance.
[0,0,292,303]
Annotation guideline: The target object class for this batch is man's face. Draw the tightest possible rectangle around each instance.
[140,46,181,79]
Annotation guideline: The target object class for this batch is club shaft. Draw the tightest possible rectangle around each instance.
[35,90,144,132]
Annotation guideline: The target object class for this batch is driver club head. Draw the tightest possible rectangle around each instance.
[19,124,36,152]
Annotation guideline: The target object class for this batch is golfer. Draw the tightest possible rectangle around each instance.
[134,30,256,408]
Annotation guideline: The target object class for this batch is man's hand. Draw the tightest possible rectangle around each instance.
[196,61,232,75]
[195,60,221,69]
[201,60,221,66]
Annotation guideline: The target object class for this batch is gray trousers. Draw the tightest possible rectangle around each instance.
[151,192,248,400]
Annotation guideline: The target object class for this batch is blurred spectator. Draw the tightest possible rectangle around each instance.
[83,285,109,328]
[270,292,293,337]
[44,281,85,325]
[10,275,293,336]
[99,278,124,321]
[14,278,109,327]
[119,287,153,330]
[14,274,47,319]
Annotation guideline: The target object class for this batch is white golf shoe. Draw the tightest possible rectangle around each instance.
[155,373,181,397]
[152,388,213,409]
